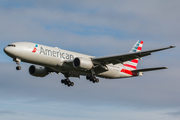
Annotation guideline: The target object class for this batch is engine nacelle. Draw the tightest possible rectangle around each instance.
[73,57,93,70]
[29,65,48,77]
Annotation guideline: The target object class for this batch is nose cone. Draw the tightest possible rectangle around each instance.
[4,46,14,57]
[4,47,8,54]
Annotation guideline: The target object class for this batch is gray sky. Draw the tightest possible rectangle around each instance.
[0,0,180,120]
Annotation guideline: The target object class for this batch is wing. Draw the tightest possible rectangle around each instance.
[92,46,175,65]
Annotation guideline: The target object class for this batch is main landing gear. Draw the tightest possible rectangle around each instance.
[61,79,74,87]
[61,73,74,87]
[86,75,99,83]
[13,58,21,70]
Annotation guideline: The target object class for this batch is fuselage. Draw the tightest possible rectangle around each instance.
[4,42,137,79]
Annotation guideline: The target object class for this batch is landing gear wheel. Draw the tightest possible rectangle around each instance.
[16,66,21,70]
[70,82,74,86]
[64,79,68,85]
[86,76,90,80]
[92,77,97,83]
[96,78,99,83]
[87,76,99,83]
[61,74,74,87]
[89,78,93,81]
[61,79,65,84]
[67,81,71,87]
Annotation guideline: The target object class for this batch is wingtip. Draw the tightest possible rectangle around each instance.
[170,46,176,48]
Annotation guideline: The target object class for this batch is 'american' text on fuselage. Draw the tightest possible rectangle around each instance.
[40,47,74,60]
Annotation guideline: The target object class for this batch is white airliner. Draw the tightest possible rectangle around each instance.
[4,40,175,87]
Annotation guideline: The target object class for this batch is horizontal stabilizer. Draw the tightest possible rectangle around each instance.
[131,67,168,72]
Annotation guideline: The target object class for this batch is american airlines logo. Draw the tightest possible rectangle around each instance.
[32,44,38,53]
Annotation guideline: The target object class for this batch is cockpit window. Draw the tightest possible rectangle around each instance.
[7,44,16,47]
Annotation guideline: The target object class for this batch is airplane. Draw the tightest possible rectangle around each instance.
[4,40,175,87]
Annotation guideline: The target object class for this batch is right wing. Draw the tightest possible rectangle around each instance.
[92,46,175,65]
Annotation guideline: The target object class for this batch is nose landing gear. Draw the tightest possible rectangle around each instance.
[13,58,21,70]
[16,66,21,70]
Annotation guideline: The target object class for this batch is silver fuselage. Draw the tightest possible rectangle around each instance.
[4,42,137,79]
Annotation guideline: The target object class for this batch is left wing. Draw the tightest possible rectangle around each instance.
[92,46,175,65]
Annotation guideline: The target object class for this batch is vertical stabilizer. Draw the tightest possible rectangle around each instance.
[123,40,143,70]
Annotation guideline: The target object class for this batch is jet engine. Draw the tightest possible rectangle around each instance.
[73,57,93,70]
[29,65,48,77]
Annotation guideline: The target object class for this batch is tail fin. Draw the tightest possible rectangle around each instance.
[123,40,143,70]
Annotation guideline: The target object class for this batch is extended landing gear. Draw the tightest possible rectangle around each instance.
[61,73,74,87]
[86,75,99,83]
[16,66,21,70]
[61,79,74,87]
[13,58,21,70]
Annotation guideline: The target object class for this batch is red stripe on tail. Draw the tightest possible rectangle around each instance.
[124,64,137,69]
[121,69,133,75]
[131,59,138,63]
[137,47,142,50]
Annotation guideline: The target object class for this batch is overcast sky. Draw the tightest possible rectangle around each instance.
[0,0,180,120]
